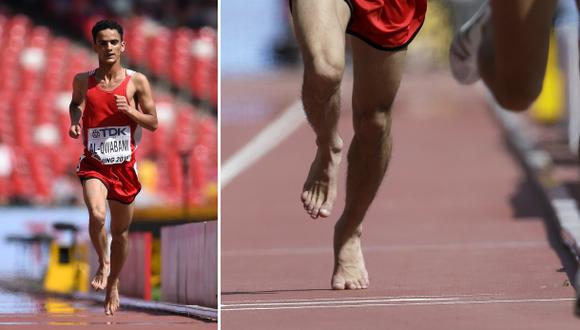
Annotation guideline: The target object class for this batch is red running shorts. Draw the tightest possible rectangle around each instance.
[346,0,427,50]
[290,0,427,50]
[77,155,141,204]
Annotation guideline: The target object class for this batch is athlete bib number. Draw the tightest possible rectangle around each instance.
[87,126,132,165]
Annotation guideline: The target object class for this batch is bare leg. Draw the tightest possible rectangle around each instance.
[479,0,557,111]
[332,37,406,290]
[82,179,110,291]
[291,0,350,219]
[104,200,134,315]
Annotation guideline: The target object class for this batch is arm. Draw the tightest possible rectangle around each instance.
[68,73,86,139]
[115,73,158,131]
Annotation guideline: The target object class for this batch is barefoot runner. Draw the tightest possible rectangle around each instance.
[69,19,158,315]
[290,0,426,290]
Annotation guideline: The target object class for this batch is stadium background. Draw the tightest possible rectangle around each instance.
[0,0,217,308]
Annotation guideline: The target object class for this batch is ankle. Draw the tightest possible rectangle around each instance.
[334,220,362,240]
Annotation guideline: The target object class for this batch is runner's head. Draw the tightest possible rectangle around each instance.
[91,20,125,64]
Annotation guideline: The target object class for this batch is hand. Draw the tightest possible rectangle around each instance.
[69,124,81,139]
[115,94,133,115]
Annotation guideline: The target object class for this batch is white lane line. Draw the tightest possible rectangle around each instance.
[221,297,575,311]
[225,297,462,308]
[224,293,501,305]
[222,240,548,257]
[221,100,305,187]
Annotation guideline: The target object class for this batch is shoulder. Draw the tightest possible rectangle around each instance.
[128,70,152,90]
[73,70,94,86]
[128,70,149,84]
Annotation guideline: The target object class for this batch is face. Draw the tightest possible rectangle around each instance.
[93,28,125,64]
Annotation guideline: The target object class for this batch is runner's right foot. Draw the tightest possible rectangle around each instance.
[91,262,110,291]
[449,1,491,84]
[301,137,343,219]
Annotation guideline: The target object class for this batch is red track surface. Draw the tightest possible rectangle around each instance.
[221,70,579,329]
[0,291,215,329]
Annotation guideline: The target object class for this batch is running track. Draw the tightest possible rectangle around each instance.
[0,290,214,329]
[221,70,579,329]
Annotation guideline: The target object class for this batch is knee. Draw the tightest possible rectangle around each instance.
[353,106,392,141]
[304,54,344,91]
[110,227,128,242]
[88,208,106,228]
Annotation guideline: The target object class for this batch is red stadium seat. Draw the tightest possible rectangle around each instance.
[0,13,216,206]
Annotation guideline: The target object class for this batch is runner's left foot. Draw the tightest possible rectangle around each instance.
[331,221,369,290]
[104,280,120,316]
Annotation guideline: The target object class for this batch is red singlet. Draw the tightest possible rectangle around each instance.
[76,69,142,204]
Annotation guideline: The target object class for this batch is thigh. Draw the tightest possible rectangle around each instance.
[350,37,406,120]
[108,200,134,233]
[489,0,557,86]
[82,178,108,216]
[290,0,351,65]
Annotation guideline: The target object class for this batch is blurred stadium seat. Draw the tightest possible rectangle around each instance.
[0,12,217,208]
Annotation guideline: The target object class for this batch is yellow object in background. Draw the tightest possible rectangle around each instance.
[43,241,89,294]
[43,243,77,293]
[75,243,90,293]
[531,33,563,124]
[44,298,76,314]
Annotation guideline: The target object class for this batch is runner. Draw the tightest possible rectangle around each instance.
[68,19,158,315]
[290,0,427,290]
[449,0,580,316]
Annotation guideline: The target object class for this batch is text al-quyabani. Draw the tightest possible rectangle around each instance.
[89,140,130,154]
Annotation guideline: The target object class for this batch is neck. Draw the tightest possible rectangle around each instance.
[96,62,124,79]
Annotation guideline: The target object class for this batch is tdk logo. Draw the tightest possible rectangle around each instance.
[95,127,128,137]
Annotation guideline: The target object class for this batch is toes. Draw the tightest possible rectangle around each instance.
[306,188,317,215]
[304,190,314,211]
[301,190,309,203]
[332,278,345,290]
[311,193,324,218]
[338,278,368,290]
[360,278,369,289]
[91,279,101,291]
[345,280,357,290]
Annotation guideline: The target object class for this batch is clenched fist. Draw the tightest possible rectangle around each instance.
[115,94,132,115]
[69,124,81,139]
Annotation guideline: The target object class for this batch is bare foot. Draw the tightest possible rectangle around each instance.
[301,138,343,219]
[91,262,110,291]
[104,280,120,316]
[331,224,369,290]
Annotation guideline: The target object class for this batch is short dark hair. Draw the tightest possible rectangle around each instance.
[91,20,124,43]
